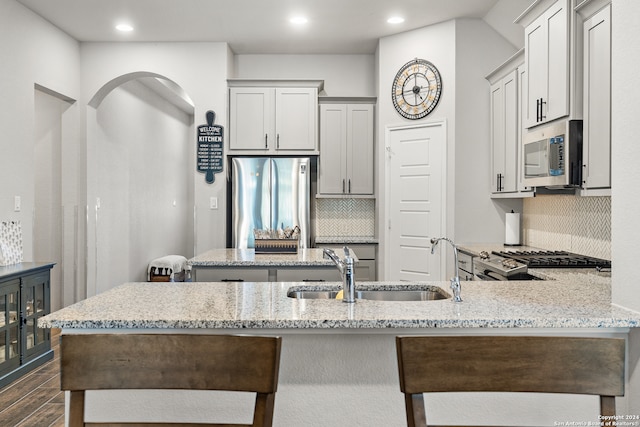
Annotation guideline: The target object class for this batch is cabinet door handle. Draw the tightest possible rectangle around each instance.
[265,134,268,148]
[342,179,346,193]
[540,99,546,121]
[536,98,541,122]
[348,179,351,193]
[277,134,280,149]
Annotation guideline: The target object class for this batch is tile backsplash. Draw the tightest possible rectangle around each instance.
[522,194,611,260]
[315,198,375,237]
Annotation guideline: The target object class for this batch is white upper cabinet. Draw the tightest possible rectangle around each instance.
[486,50,532,198]
[490,70,518,194]
[228,80,321,153]
[229,87,274,151]
[274,88,317,151]
[520,0,570,128]
[319,102,374,196]
[579,1,611,190]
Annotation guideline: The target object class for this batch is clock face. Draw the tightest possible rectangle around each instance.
[392,58,442,120]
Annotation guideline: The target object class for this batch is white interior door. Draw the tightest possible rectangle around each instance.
[386,122,445,281]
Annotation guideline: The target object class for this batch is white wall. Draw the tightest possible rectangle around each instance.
[376,21,457,280]
[91,79,192,293]
[483,0,532,49]
[455,19,523,244]
[233,54,376,97]
[33,89,72,311]
[0,0,80,259]
[80,42,230,296]
[611,0,640,416]
[376,19,520,279]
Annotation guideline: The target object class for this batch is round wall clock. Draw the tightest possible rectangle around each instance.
[391,58,442,120]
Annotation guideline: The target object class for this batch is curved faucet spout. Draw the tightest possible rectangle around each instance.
[430,237,462,303]
[323,247,356,303]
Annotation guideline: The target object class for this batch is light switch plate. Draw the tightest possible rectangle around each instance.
[210,197,218,210]
[14,196,21,212]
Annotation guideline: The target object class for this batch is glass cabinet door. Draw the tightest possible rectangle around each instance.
[21,272,50,361]
[0,280,20,375]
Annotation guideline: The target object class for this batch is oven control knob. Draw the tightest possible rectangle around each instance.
[502,259,518,269]
[479,251,490,260]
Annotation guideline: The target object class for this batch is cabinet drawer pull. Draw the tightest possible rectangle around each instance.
[265,134,268,148]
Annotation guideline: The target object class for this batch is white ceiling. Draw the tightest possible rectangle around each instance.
[15,0,529,54]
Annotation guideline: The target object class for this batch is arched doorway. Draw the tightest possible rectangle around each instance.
[86,72,195,296]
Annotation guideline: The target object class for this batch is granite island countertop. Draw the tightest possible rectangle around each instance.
[40,268,639,329]
[187,248,348,268]
[314,236,379,245]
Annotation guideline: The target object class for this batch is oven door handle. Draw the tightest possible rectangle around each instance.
[475,272,494,281]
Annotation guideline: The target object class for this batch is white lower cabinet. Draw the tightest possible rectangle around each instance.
[319,244,377,281]
[193,267,341,282]
[276,268,341,282]
[457,250,475,281]
[193,268,269,282]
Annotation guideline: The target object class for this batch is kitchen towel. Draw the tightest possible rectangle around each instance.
[0,220,23,266]
[505,212,521,246]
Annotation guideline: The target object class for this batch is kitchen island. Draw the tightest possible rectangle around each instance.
[40,272,640,426]
[188,248,345,282]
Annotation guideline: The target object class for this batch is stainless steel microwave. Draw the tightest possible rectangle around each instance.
[523,119,582,188]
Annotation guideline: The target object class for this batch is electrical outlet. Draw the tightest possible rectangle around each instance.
[14,196,21,212]
[210,197,218,210]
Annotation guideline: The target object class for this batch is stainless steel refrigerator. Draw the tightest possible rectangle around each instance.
[230,157,310,249]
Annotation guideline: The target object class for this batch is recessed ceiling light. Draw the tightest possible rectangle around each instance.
[387,16,405,24]
[115,23,134,32]
[290,16,308,25]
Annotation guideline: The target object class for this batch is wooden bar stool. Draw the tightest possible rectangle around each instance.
[396,336,625,427]
[60,333,282,427]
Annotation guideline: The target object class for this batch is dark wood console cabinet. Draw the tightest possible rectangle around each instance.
[0,262,54,388]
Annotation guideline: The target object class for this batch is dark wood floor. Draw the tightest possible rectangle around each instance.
[0,329,64,427]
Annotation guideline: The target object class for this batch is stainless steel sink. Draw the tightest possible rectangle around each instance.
[287,288,449,301]
[288,290,340,299]
[357,289,447,301]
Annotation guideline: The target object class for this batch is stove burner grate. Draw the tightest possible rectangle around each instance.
[492,250,611,269]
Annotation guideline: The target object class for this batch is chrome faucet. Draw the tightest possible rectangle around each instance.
[323,247,356,303]
[430,237,462,302]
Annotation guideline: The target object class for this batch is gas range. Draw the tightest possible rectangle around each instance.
[472,249,611,281]
[492,250,611,269]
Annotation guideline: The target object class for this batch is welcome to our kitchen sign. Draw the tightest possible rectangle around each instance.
[197,110,224,183]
